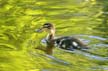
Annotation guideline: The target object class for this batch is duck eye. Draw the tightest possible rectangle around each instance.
[45,25,49,27]
[43,24,51,28]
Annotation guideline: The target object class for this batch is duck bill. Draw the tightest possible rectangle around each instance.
[35,27,44,33]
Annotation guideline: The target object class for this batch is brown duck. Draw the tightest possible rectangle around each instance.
[36,23,89,55]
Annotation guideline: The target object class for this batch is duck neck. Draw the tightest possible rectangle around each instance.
[46,28,55,55]
[47,28,55,42]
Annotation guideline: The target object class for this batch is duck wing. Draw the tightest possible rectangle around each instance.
[54,36,89,50]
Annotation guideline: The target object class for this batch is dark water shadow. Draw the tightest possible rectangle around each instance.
[0,56,12,63]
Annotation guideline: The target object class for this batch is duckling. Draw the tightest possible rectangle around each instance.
[36,23,89,54]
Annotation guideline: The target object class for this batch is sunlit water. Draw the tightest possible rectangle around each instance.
[0,0,108,71]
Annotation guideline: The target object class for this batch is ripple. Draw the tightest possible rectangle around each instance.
[93,43,108,47]
[44,54,71,65]
[57,48,108,61]
[77,34,107,41]
[91,66,108,70]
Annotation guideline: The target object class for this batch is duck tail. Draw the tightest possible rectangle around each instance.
[72,37,89,49]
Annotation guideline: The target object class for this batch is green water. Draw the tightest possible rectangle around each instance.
[0,0,108,71]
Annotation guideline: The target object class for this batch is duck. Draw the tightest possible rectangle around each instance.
[36,23,89,55]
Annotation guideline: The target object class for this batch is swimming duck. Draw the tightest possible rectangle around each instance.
[36,23,89,55]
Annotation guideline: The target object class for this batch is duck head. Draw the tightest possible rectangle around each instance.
[36,23,55,40]
[36,23,55,33]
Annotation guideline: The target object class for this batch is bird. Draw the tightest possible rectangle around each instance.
[36,23,89,55]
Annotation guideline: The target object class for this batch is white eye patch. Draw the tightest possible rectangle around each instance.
[62,44,66,48]
[72,42,78,47]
